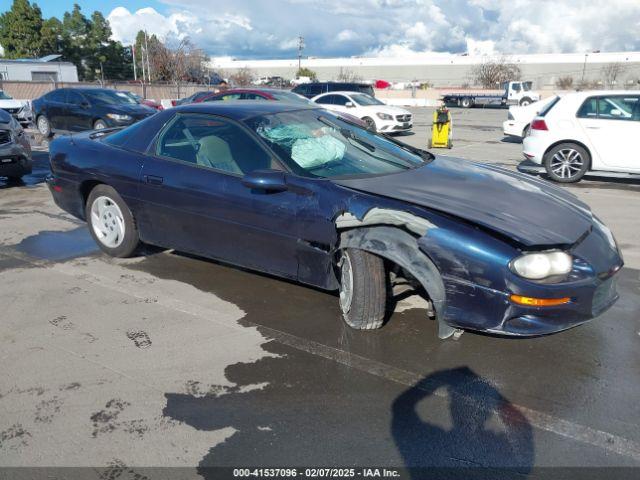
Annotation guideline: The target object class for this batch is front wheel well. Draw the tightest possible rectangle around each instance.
[543,140,592,170]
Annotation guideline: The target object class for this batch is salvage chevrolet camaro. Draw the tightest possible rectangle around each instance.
[46,102,623,338]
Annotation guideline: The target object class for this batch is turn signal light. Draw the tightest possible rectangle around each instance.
[530,119,548,131]
[510,295,570,307]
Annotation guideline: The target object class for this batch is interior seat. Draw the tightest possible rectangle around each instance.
[197,135,241,174]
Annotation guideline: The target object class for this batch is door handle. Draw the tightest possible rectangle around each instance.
[144,175,163,185]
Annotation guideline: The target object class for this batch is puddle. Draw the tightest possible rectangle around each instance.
[16,227,98,261]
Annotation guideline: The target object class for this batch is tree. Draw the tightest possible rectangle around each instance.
[470,56,521,88]
[0,0,44,58]
[555,76,574,89]
[335,67,361,82]
[40,17,63,54]
[296,67,317,81]
[602,62,626,89]
[230,66,254,87]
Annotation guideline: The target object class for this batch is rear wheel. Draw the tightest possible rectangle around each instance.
[460,97,473,108]
[36,115,52,137]
[86,184,140,257]
[544,143,590,183]
[339,249,386,330]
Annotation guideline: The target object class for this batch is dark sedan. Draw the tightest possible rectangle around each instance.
[0,109,32,180]
[33,88,157,137]
[45,102,623,339]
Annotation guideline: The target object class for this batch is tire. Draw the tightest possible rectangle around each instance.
[338,248,387,330]
[362,117,376,132]
[85,184,140,257]
[460,97,472,108]
[519,97,533,106]
[94,119,108,130]
[543,143,590,183]
[447,138,452,149]
[36,115,52,138]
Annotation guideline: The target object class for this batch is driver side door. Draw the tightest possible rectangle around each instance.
[138,113,301,278]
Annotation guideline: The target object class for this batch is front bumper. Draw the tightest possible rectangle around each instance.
[377,118,413,133]
[438,226,624,337]
[0,141,32,177]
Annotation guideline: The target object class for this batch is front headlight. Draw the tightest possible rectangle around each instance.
[106,113,132,121]
[376,112,393,120]
[510,251,572,280]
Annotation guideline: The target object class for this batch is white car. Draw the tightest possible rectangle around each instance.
[503,96,557,139]
[312,91,412,133]
[0,90,33,127]
[523,91,640,182]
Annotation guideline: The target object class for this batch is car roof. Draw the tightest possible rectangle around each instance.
[175,100,319,120]
[316,91,369,96]
[563,90,640,99]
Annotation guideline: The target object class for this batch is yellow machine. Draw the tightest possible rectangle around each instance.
[428,106,452,149]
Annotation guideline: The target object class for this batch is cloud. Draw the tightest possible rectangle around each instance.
[106,1,640,57]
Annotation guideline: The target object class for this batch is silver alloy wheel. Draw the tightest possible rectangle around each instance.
[90,196,125,248]
[37,116,49,135]
[339,252,354,314]
[550,148,584,179]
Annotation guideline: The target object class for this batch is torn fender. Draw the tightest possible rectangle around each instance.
[339,226,456,339]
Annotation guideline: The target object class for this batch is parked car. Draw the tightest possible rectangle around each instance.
[174,91,219,106]
[33,88,157,137]
[523,91,640,182]
[293,82,375,99]
[503,96,558,139]
[0,90,33,126]
[0,109,32,180]
[46,101,622,339]
[203,88,312,105]
[312,91,412,133]
[118,91,163,111]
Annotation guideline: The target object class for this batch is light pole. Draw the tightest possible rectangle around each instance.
[297,35,304,72]
[580,53,588,87]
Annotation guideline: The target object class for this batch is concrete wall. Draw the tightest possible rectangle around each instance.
[210,51,640,88]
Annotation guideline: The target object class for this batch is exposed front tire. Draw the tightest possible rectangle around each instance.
[85,184,140,257]
[36,115,52,138]
[362,117,377,132]
[339,248,387,330]
[543,143,590,183]
[94,119,108,130]
[519,97,533,106]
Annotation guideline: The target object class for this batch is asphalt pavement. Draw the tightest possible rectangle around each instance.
[0,108,639,480]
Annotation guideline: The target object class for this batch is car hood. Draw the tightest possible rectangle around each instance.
[0,99,24,109]
[333,156,593,247]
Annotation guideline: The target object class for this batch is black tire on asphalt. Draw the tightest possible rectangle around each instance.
[339,248,387,330]
[543,142,590,183]
[520,97,533,106]
[36,115,52,138]
[461,97,472,108]
[94,119,108,130]
[362,117,376,132]
[85,184,140,258]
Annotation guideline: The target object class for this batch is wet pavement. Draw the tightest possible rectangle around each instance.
[0,111,639,479]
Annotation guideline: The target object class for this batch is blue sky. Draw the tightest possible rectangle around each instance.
[1,1,639,59]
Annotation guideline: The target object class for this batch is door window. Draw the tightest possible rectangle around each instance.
[243,93,267,100]
[315,95,336,105]
[156,114,278,175]
[578,96,640,121]
[220,93,242,101]
[46,90,66,102]
[66,90,85,105]
[332,95,349,106]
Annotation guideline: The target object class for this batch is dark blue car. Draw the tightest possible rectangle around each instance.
[46,102,623,338]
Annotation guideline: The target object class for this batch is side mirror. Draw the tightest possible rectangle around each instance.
[345,101,355,108]
[242,169,287,192]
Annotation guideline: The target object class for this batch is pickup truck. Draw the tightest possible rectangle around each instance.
[442,81,541,108]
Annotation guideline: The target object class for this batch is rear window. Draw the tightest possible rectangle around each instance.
[538,96,560,117]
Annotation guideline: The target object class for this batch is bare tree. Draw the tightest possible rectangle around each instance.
[555,76,574,89]
[602,62,626,89]
[335,67,362,82]
[470,56,522,88]
[229,67,255,87]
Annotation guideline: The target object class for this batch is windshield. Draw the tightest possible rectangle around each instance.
[245,109,428,178]
[271,91,313,105]
[0,91,13,100]
[351,93,384,106]
[85,90,138,105]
